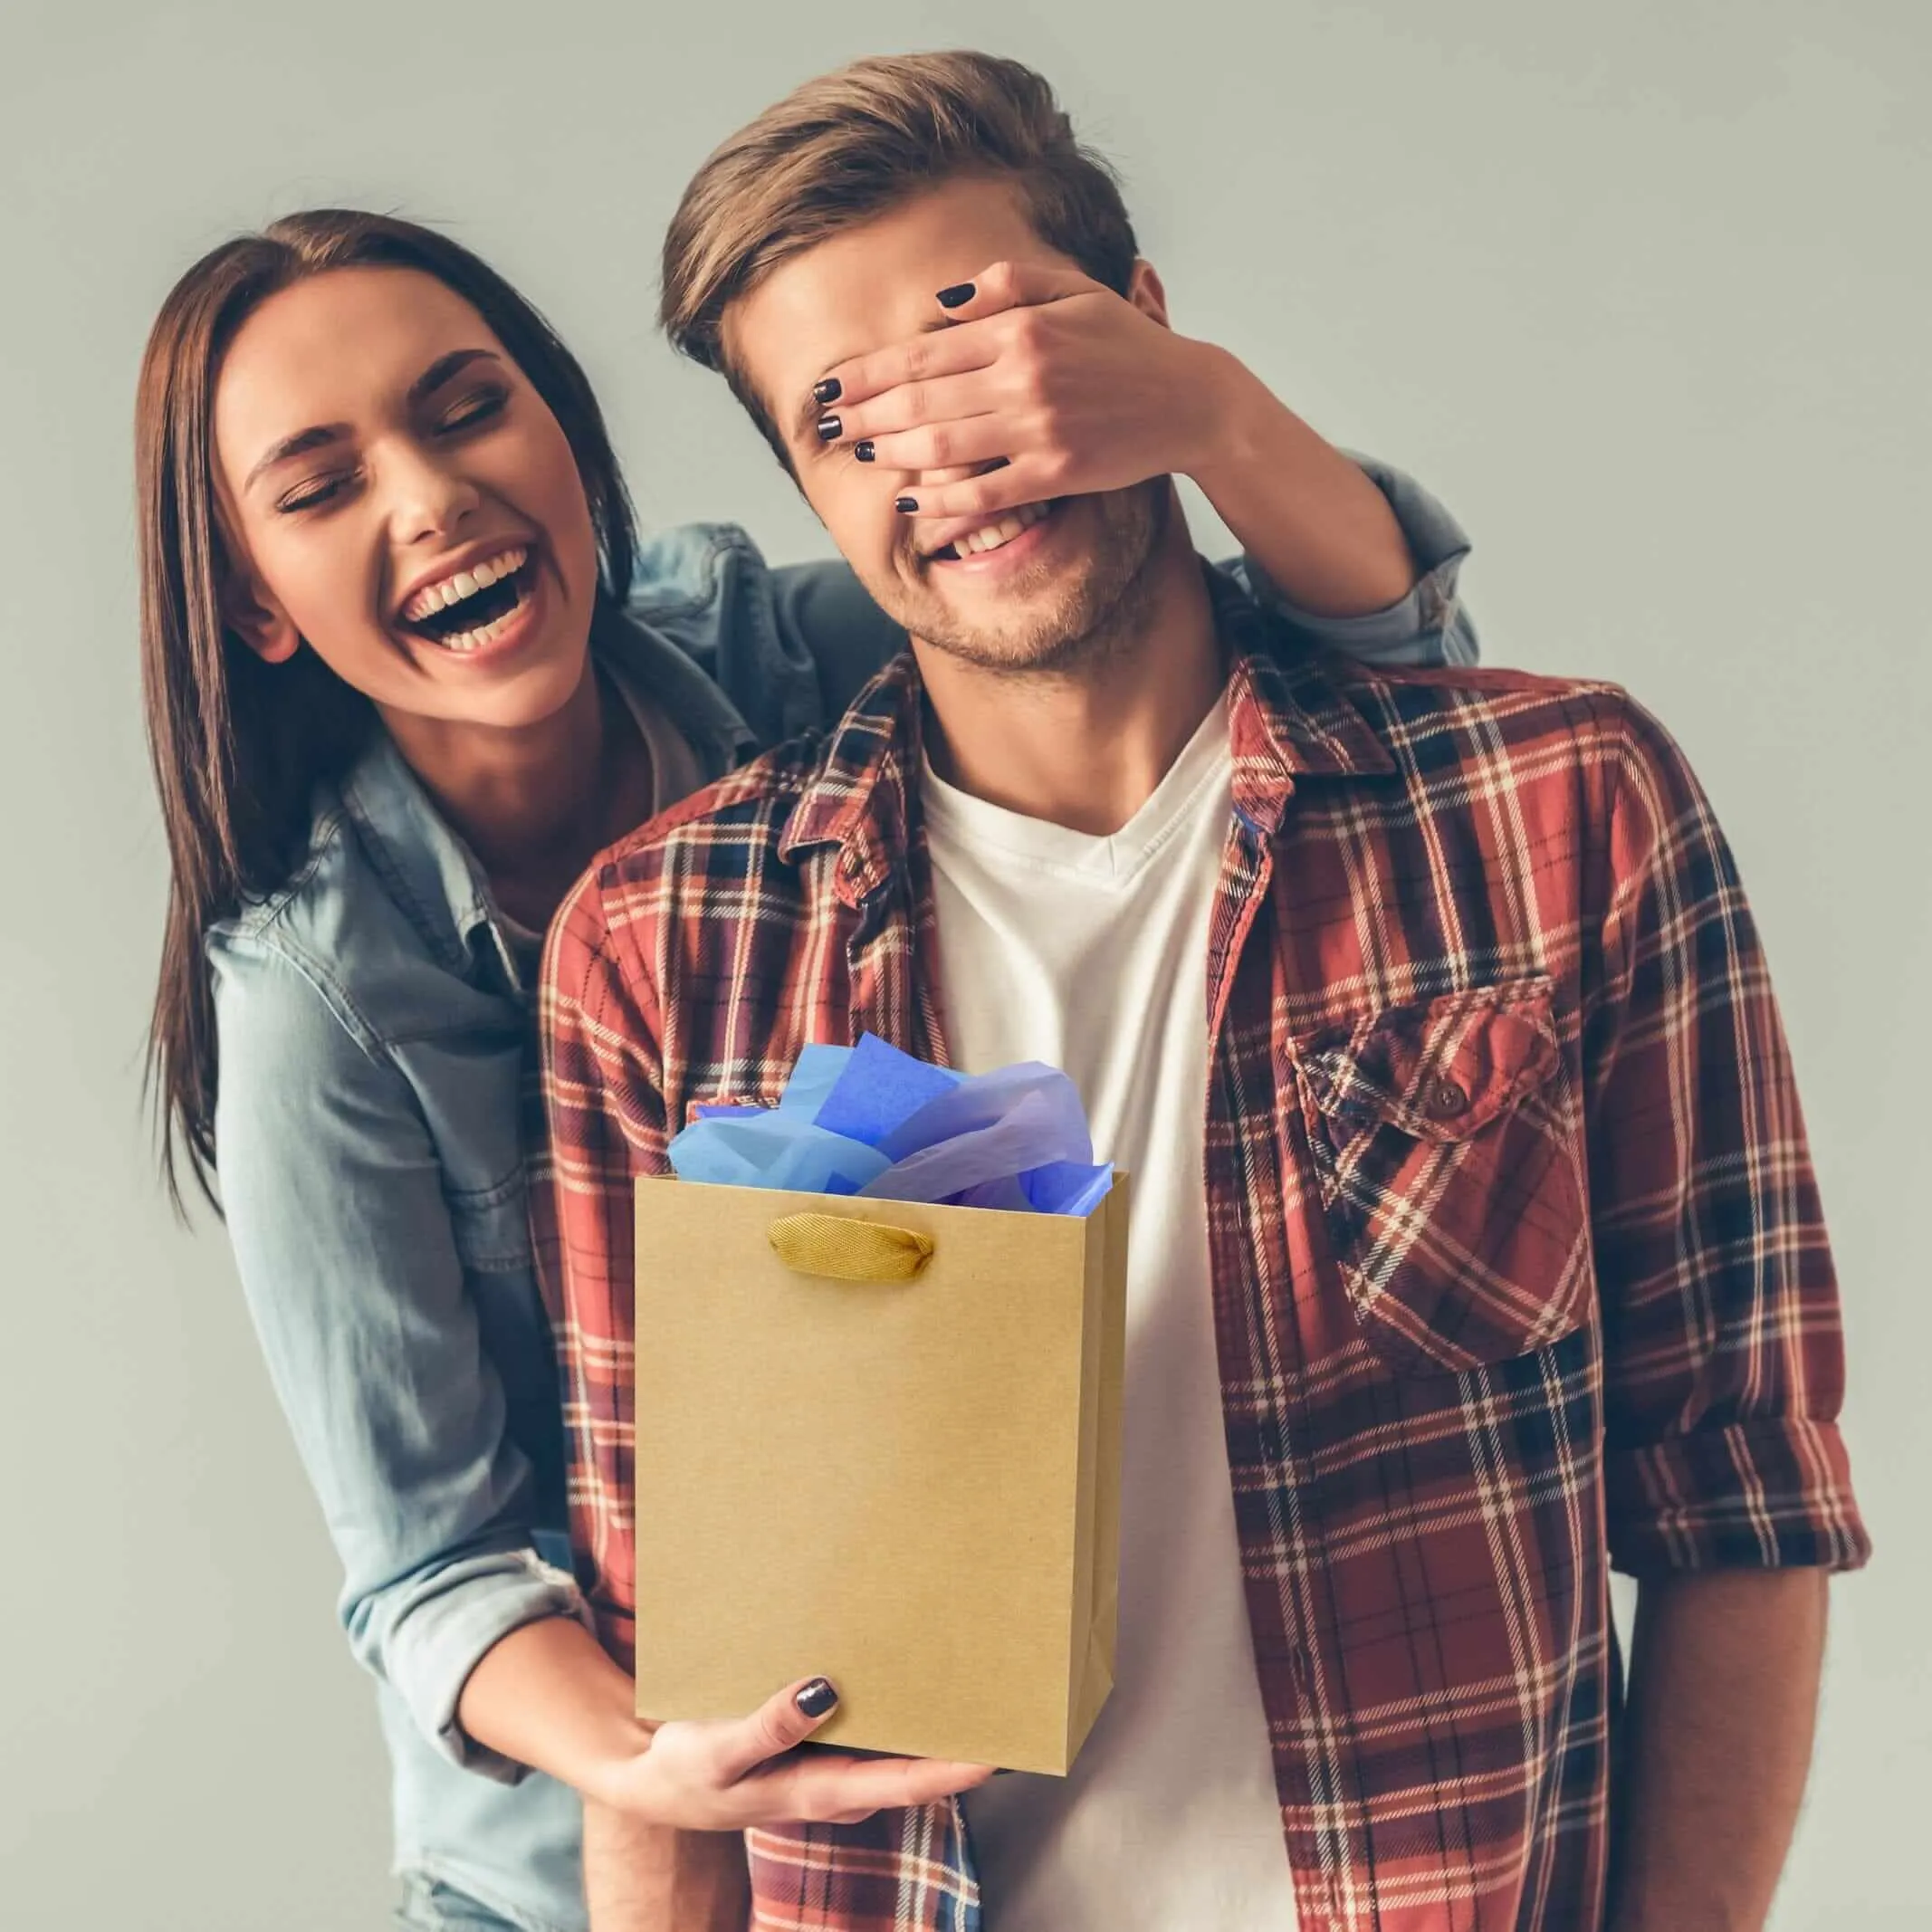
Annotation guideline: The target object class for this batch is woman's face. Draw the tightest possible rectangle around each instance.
[212,265,600,731]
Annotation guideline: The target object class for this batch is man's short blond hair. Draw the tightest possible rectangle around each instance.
[659,51,1140,458]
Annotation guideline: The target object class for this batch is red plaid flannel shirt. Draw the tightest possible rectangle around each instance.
[532,581,1867,1932]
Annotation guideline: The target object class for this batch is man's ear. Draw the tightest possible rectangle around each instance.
[222,563,301,665]
[1126,260,1172,330]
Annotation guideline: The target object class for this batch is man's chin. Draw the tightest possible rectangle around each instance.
[910,579,1099,674]
[886,479,1168,675]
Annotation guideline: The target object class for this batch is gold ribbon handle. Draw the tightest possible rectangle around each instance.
[767,1211,934,1284]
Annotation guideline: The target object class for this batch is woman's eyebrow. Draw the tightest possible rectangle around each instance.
[407,347,503,404]
[244,422,349,493]
[244,349,506,494]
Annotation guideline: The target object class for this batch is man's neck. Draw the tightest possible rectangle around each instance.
[913,507,1225,837]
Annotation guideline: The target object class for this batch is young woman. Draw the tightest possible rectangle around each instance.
[139,208,1478,1932]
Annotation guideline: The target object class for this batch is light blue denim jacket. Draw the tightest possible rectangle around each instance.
[209,464,1478,1932]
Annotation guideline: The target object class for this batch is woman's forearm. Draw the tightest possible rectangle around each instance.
[457,1617,751,1931]
[1184,343,1418,618]
[456,1613,653,1796]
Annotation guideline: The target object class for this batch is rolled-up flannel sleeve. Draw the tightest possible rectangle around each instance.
[529,866,669,1673]
[1584,694,1870,1576]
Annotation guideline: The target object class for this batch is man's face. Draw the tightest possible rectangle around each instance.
[727,177,1164,674]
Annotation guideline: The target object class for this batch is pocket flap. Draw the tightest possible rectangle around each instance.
[1297,979,1560,1145]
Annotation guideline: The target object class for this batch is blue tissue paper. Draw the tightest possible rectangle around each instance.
[667,1034,1113,1216]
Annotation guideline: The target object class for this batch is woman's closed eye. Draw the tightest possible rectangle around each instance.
[272,393,508,514]
[436,387,508,435]
[276,470,358,515]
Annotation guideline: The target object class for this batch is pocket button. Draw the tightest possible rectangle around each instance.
[1423,1077,1469,1120]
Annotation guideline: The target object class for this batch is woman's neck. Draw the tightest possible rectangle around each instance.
[378,656,656,931]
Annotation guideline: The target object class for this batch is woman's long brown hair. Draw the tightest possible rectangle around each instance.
[138,210,638,1210]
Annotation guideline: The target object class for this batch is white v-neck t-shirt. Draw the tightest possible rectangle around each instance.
[925,696,1300,1931]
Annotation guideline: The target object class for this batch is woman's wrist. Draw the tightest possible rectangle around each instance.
[574,1712,660,1812]
[1179,341,1417,616]
[455,1614,657,1805]
[1171,339,1267,491]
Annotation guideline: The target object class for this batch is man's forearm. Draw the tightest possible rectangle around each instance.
[1182,345,1418,618]
[585,1802,751,1932]
[1611,1567,1828,1932]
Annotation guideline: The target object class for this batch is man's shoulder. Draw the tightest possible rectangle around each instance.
[1332,652,1625,713]
[1322,653,1649,766]
[1307,654,1708,851]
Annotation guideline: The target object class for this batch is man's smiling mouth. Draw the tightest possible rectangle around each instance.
[399,544,537,653]
[921,499,1058,563]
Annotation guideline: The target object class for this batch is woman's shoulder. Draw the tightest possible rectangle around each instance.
[628,518,839,634]
[209,757,497,1062]
[207,787,399,1053]
[624,521,902,749]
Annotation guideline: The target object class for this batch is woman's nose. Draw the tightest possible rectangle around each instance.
[382,443,484,544]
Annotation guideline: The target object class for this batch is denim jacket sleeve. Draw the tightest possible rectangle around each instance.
[1217,453,1480,667]
[210,930,585,1784]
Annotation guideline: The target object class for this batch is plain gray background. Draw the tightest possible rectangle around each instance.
[3,3,1925,1926]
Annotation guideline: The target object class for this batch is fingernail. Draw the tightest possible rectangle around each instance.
[816,414,842,443]
[812,378,842,405]
[854,440,875,463]
[796,1678,838,1717]
[894,495,918,513]
[936,282,975,310]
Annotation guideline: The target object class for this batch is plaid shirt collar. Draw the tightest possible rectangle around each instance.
[778,568,1396,902]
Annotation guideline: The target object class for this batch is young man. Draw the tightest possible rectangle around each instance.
[535,53,1869,1932]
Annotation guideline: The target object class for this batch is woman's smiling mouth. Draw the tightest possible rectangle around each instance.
[398,544,538,654]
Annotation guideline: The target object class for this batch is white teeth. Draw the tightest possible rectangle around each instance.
[431,600,522,655]
[942,501,1049,560]
[403,544,530,621]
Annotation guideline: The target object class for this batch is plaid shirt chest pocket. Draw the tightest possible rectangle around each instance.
[1293,978,1592,1374]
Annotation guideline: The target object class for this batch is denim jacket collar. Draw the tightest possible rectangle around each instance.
[337,598,757,982]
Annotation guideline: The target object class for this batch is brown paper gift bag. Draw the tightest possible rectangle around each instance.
[631,1173,1130,1775]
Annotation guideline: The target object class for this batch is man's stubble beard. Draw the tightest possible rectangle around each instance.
[898,481,1172,680]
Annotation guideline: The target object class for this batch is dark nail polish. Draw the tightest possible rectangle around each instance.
[894,496,919,513]
[816,414,842,443]
[936,282,975,310]
[812,378,842,405]
[854,440,875,463]
[796,1678,838,1717]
